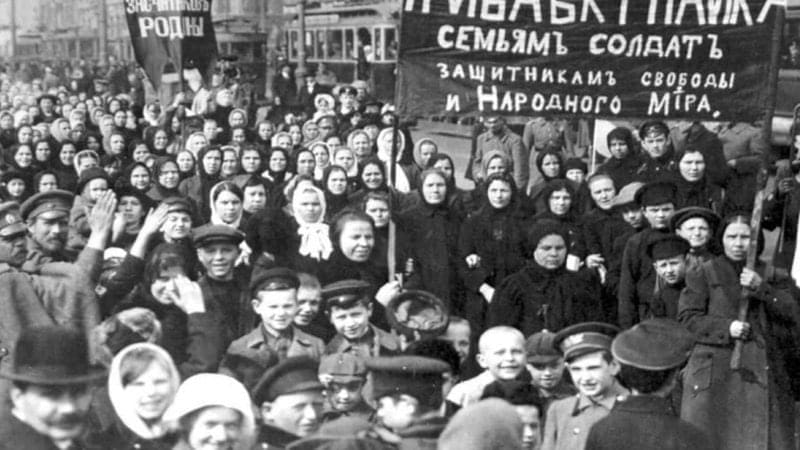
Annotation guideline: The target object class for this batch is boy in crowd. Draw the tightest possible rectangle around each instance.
[367,355,451,447]
[585,319,711,450]
[441,316,482,380]
[446,326,527,409]
[318,353,373,423]
[541,322,629,450]
[221,267,324,382]
[295,272,335,341]
[525,330,575,412]
[323,279,399,357]
[482,379,544,450]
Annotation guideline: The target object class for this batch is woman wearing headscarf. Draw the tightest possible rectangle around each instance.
[347,156,418,213]
[673,147,723,213]
[678,215,798,450]
[527,148,564,212]
[530,179,587,267]
[486,222,604,336]
[321,165,350,220]
[596,126,644,189]
[397,168,465,312]
[47,117,72,150]
[426,153,475,217]
[162,374,255,450]
[179,146,222,222]
[0,111,16,148]
[143,126,171,157]
[86,343,181,450]
[147,157,182,202]
[457,173,528,332]
[51,140,79,191]
[262,147,292,201]
[332,146,360,191]
[209,181,246,232]
[310,141,331,182]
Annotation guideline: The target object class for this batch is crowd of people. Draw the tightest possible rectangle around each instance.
[0,56,796,450]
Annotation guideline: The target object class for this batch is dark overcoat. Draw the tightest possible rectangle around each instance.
[678,256,797,450]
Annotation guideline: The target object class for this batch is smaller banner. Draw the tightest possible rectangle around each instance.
[124,0,218,90]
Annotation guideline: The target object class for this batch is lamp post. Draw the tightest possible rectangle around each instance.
[98,0,108,62]
[10,0,17,59]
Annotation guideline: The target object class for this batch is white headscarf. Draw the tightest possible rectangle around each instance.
[209,180,244,229]
[377,128,410,193]
[108,343,181,440]
[292,185,333,262]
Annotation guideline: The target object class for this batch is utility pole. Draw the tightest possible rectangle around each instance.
[296,0,306,81]
[10,0,17,59]
[98,0,108,62]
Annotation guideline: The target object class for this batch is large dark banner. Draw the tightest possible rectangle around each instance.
[397,0,783,121]
[124,0,218,90]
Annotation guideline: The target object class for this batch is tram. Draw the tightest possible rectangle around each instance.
[284,0,399,101]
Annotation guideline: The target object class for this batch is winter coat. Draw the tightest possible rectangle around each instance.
[678,256,797,450]
[585,396,712,450]
[596,152,645,190]
[674,177,723,213]
[487,262,604,336]
[398,201,464,312]
[617,228,671,328]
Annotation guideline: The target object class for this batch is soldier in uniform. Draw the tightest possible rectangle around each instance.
[252,356,325,449]
[541,323,629,450]
[585,319,712,450]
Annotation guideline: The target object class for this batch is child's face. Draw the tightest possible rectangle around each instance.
[295,287,321,326]
[565,169,585,184]
[252,289,298,333]
[328,303,371,340]
[376,396,415,431]
[529,358,565,390]
[566,351,619,399]
[325,380,365,412]
[478,334,526,380]
[443,323,471,365]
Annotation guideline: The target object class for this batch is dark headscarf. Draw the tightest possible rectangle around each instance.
[265,147,290,185]
[322,165,350,219]
[535,149,564,183]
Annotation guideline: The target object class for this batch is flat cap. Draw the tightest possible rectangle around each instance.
[553,322,620,361]
[612,182,644,208]
[322,279,371,311]
[366,356,450,409]
[252,356,323,404]
[20,189,73,221]
[670,206,721,233]
[634,181,677,208]
[76,166,109,194]
[36,94,58,104]
[647,234,690,261]
[0,201,26,237]
[162,196,193,216]
[115,185,154,211]
[250,267,300,296]
[93,78,109,85]
[481,379,541,406]
[318,353,366,384]
[192,224,244,248]
[638,120,670,139]
[525,330,561,364]
[611,318,695,370]
[385,290,449,338]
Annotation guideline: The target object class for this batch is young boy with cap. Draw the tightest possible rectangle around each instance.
[222,267,325,378]
[323,279,399,358]
[637,120,676,180]
[366,355,451,447]
[252,356,326,447]
[585,319,711,450]
[618,180,678,328]
[68,166,110,251]
[446,326,528,410]
[526,330,575,411]
[481,379,545,450]
[541,322,628,450]
[317,353,373,423]
[294,272,335,342]
[647,235,690,322]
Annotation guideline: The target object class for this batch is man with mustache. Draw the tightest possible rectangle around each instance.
[0,326,105,450]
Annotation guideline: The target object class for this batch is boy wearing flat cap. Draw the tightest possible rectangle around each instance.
[526,330,575,411]
[318,353,373,423]
[253,356,325,448]
[637,120,676,181]
[542,322,629,450]
[222,267,324,380]
[366,356,451,448]
[618,181,678,328]
[647,235,690,322]
[323,279,400,358]
[585,319,711,450]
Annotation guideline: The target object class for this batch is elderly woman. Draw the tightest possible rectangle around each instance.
[163,374,255,450]
[678,215,798,450]
[86,343,181,449]
[487,222,604,336]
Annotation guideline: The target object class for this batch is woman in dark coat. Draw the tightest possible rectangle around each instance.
[427,153,474,217]
[486,222,604,337]
[146,157,182,202]
[179,146,223,222]
[530,179,586,264]
[322,164,351,221]
[527,148,564,212]
[674,147,723,213]
[596,126,644,189]
[397,168,465,314]
[678,215,798,450]
[348,156,418,213]
[103,244,226,377]
[457,173,527,333]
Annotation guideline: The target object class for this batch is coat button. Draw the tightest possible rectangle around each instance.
[572,427,580,435]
